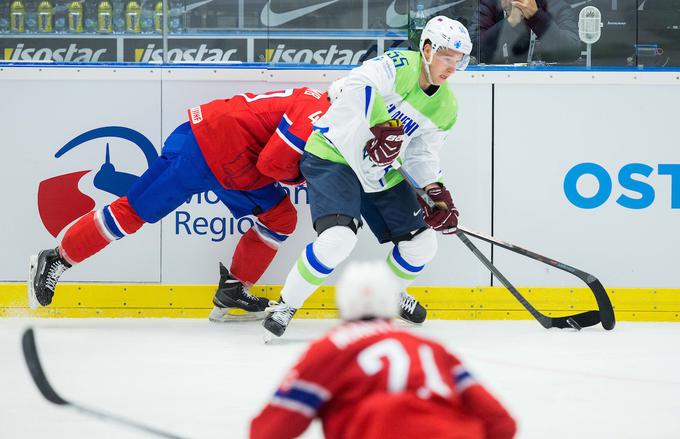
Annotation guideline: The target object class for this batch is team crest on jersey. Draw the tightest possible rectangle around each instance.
[190,106,203,124]
[37,127,157,237]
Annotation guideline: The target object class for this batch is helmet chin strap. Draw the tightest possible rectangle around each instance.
[421,48,436,85]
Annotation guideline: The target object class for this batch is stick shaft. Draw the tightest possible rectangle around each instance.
[392,164,611,330]
[22,328,188,439]
[456,232,553,328]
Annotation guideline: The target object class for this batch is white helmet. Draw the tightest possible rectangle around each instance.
[327,76,347,104]
[419,16,472,74]
[335,261,400,321]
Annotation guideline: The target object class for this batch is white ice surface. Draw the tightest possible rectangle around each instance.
[1,319,679,439]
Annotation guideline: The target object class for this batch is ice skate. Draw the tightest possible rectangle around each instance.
[262,298,298,338]
[209,263,270,322]
[398,291,427,324]
[28,248,71,309]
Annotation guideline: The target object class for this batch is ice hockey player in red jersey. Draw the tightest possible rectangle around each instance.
[29,87,330,321]
[250,260,517,439]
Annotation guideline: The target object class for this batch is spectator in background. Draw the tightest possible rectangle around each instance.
[471,0,580,64]
[250,261,517,439]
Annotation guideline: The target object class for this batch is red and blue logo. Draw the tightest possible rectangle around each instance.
[38,127,158,237]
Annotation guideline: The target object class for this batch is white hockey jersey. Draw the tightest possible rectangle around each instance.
[305,49,458,193]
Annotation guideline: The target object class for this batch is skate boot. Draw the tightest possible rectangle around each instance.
[399,291,427,324]
[28,248,71,308]
[262,298,298,339]
[208,263,270,322]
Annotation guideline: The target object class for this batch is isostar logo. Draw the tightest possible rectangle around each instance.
[133,44,241,63]
[4,43,109,62]
[265,43,368,65]
[37,127,157,237]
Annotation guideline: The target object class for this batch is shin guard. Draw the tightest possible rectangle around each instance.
[280,225,357,309]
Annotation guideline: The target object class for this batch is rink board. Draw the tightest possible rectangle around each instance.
[1,283,679,322]
[1,66,679,321]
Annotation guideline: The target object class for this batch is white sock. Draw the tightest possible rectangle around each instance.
[280,226,357,309]
[385,229,438,291]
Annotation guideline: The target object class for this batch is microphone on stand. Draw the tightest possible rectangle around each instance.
[579,6,603,68]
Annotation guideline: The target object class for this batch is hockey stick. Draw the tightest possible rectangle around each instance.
[391,164,614,330]
[456,226,615,330]
[21,328,188,439]
[454,231,601,330]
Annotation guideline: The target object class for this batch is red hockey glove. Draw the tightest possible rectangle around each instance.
[365,119,404,166]
[418,184,459,232]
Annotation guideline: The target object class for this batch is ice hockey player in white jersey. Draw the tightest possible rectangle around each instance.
[263,16,473,338]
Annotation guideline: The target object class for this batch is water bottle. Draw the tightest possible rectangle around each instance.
[10,0,25,32]
[54,13,66,33]
[168,0,183,34]
[37,0,53,32]
[140,2,153,32]
[125,0,140,33]
[153,0,163,33]
[97,0,112,33]
[413,4,427,31]
[67,1,83,32]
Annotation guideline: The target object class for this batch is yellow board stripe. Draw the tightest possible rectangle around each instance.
[2,283,679,321]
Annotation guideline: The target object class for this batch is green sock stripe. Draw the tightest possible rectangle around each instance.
[297,256,326,285]
[386,255,418,280]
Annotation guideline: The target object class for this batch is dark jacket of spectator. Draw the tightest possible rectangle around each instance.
[471,0,581,64]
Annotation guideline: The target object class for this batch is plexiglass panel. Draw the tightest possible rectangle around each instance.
[0,0,677,67]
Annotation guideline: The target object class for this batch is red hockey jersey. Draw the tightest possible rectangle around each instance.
[251,320,516,439]
[188,87,329,190]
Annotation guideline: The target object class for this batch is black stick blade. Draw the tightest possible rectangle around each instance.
[551,310,601,329]
[586,279,616,330]
[22,328,69,406]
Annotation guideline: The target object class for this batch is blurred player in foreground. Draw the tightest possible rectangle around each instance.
[251,261,517,439]
[263,16,470,337]
[29,86,331,322]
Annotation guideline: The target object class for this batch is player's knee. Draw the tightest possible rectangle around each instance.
[397,228,438,267]
[107,196,145,235]
[257,197,297,235]
[314,214,360,235]
[314,225,358,267]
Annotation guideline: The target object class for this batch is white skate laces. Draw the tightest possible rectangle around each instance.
[267,302,296,326]
[400,292,418,314]
[241,288,261,302]
[44,260,69,292]
[227,279,259,302]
